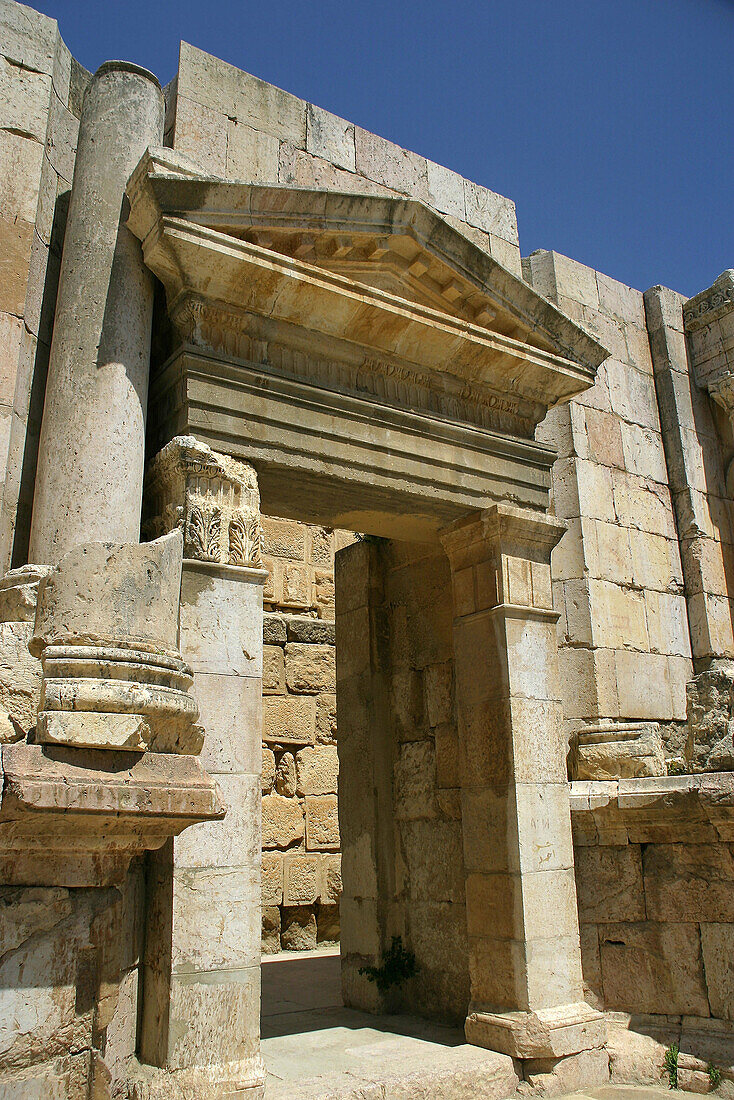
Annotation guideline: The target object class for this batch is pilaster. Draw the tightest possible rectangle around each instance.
[135,436,266,1098]
[441,503,606,1062]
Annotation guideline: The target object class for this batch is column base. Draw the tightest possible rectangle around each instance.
[466,1001,607,1059]
[123,1055,265,1099]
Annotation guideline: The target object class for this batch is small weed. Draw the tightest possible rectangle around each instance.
[664,1043,679,1090]
[708,1064,722,1090]
[359,936,417,993]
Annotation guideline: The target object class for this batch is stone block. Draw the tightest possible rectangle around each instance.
[645,590,691,657]
[285,616,335,646]
[398,819,464,904]
[575,404,625,469]
[226,119,279,181]
[261,515,305,559]
[281,905,317,950]
[463,179,518,244]
[423,661,454,727]
[574,845,645,923]
[316,903,340,945]
[278,141,393,194]
[315,692,337,743]
[261,748,275,793]
[0,129,44,224]
[263,613,286,644]
[598,921,709,1016]
[193,671,262,776]
[0,620,41,735]
[283,562,311,606]
[426,159,465,219]
[262,645,285,694]
[261,852,283,907]
[620,422,668,483]
[180,560,263,676]
[262,905,280,954]
[178,42,306,145]
[0,214,34,317]
[0,311,22,409]
[261,793,304,849]
[700,923,734,1020]
[606,358,661,431]
[174,772,259,871]
[296,743,338,795]
[34,531,182,655]
[263,694,316,745]
[274,750,296,797]
[285,643,336,693]
[170,864,260,973]
[164,967,261,1068]
[394,739,438,821]
[643,843,734,922]
[615,650,672,721]
[172,94,228,175]
[321,854,342,903]
[306,102,355,171]
[305,794,340,850]
[283,854,319,905]
[588,579,649,652]
[629,529,683,592]
[354,126,429,201]
[597,270,645,326]
[550,251,600,309]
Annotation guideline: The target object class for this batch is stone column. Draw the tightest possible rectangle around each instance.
[441,504,606,1065]
[28,61,164,565]
[137,437,266,1098]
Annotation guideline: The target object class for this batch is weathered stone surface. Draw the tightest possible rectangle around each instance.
[263,645,285,694]
[305,794,340,850]
[274,750,296,797]
[261,852,283,907]
[598,921,710,1016]
[262,905,280,954]
[643,843,734,922]
[686,669,734,772]
[296,744,338,796]
[281,905,317,951]
[315,692,337,744]
[263,695,316,745]
[32,530,183,654]
[574,844,645,923]
[262,793,304,849]
[285,643,336,693]
[285,615,335,645]
[283,854,319,905]
[262,748,275,793]
[701,923,734,1020]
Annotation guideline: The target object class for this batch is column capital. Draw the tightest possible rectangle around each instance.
[144,435,263,570]
[440,504,566,617]
[440,503,566,563]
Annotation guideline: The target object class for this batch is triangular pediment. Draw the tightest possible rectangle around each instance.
[127,149,608,432]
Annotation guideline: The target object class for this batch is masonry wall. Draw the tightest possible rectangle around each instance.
[0,0,88,571]
[336,539,469,1025]
[572,807,734,1034]
[527,251,694,757]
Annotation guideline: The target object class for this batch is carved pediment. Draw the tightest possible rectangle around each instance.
[127,148,610,538]
[128,149,607,433]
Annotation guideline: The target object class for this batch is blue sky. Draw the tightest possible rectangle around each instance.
[31,0,733,299]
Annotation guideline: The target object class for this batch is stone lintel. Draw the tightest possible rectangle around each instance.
[149,352,557,538]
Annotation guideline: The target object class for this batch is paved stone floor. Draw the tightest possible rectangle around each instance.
[260,952,702,1100]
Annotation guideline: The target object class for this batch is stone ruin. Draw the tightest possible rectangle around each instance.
[0,1,733,1096]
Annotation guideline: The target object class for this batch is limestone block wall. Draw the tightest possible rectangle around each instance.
[572,796,734,1033]
[0,0,88,571]
[527,251,694,757]
[337,539,469,1024]
[259,518,348,951]
[166,41,523,278]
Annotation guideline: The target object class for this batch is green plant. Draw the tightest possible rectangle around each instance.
[359,936,417,993]
[664,1043,679,1090]
[708,1064,722,1090]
